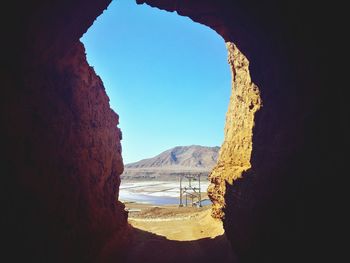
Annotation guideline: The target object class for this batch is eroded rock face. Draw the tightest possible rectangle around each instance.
[208,43,261,219]
[2,36,127,263]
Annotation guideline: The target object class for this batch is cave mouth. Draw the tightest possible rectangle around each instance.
[81,0,231,241]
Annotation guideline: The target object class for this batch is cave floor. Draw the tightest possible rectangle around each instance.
[123,204,237,263]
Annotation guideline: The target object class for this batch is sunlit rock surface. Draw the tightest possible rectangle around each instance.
[208,42,261,219]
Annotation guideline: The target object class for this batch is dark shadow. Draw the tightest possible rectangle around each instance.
[118,226,237,263]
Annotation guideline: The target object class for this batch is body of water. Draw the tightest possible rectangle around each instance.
[119,181,212,206]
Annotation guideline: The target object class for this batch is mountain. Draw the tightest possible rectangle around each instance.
[122,145,220,180]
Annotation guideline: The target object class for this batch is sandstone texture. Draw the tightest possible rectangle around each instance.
[208,43,261,219]
[2,40,128,262]
[2,1,128,261]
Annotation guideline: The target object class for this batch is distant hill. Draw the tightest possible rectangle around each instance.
[122,145,220,181]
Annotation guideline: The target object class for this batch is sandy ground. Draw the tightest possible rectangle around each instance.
[100,202,236,263]
[125,203,223,241]
[105,181,236,263]
[106,202,238,263]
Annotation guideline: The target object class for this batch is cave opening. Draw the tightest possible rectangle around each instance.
[80,0,234,242]
[3,0,326,262]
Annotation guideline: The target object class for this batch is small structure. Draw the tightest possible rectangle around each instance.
[179,173,202,207]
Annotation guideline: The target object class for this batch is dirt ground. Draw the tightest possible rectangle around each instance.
[125,202,224,241]
[109,202,238,263]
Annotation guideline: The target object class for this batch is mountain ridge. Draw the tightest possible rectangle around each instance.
[122,145,220,180]
[125,145,220,169]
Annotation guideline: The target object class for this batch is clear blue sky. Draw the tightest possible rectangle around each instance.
[81,0,230,164]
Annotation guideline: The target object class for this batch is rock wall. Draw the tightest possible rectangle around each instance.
[208,43,261,219]
[2,1,128,261]
[3,40,128,262]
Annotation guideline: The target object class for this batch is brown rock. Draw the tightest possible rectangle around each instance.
[208,42,262,219]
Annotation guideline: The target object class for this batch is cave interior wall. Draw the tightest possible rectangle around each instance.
[1,0,334,262]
